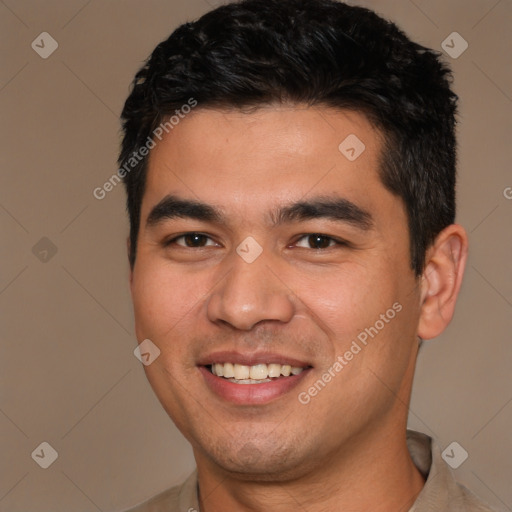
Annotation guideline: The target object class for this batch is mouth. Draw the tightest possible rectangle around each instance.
[208,362,306,384]
[198,353,313,404]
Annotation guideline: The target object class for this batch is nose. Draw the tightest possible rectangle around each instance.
[207,252,295,331]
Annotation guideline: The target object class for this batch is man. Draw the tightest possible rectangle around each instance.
[119,1,496,510]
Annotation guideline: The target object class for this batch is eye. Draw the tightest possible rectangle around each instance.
[165,232,218,248]
[294,234,346,249]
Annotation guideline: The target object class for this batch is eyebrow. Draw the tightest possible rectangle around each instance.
[146,194,374,231]
[270,196,373,230]
[147,195,221,226]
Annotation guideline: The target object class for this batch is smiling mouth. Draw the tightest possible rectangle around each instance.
[208,362,307,384]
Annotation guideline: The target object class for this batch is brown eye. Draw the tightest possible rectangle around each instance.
[182,234,209,247]
[295,234,337,249]
[167,233,217,248]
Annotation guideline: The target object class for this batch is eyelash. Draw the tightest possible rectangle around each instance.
[163,232,349,250]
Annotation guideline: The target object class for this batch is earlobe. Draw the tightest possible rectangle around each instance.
[417,224,468,340]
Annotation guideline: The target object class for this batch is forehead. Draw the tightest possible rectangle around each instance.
[143,105,391,221]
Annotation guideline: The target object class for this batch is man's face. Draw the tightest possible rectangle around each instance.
[130,106,423,480]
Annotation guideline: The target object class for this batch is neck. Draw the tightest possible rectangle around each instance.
[195,426,425,512]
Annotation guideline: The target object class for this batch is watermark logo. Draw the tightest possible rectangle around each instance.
[339,134,366,161]
[134,339,161,366]
[442,441,468,469]
[31,441,58,469]
[32,237,58,263]
[31,32,58,59]
[236,236,263,263]
[441,32,468,59]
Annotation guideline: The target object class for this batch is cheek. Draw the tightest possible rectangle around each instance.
[298,261,419,389]
[131,260,206,340]
[297,263,397,340]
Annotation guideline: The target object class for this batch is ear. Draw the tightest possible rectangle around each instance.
[417,224,468,340]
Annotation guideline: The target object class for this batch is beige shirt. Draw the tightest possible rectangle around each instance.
[125,430,498,511]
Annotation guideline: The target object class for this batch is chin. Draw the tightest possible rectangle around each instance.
[200,435,315,482]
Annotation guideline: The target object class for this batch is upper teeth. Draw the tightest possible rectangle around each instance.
[211,363,304,380]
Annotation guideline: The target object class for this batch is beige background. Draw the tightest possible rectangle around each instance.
[1,0,511,511]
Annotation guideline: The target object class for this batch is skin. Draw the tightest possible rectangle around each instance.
[129,105,468,511]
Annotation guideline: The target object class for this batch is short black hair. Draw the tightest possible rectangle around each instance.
[119,0,458,275]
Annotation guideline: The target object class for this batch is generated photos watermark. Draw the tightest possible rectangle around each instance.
[298,301,403,405]
[93,97,198,200]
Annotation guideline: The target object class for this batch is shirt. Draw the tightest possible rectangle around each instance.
[125,430,499,511]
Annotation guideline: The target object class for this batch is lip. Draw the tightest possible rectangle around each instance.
[199,365,312,405]
[197,350,310,368]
